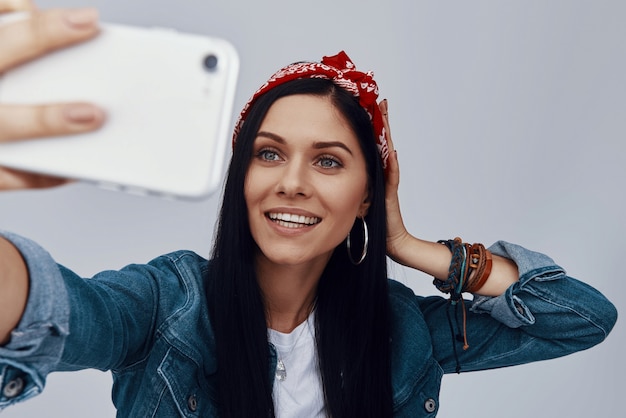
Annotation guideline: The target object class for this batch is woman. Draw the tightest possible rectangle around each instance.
[0,2,617,417]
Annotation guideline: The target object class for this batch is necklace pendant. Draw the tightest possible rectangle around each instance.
[276,359,287,382]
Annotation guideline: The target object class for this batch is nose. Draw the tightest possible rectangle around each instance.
[275,157,310,198]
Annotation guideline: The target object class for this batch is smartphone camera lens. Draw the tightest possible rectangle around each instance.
[203,54,219,71]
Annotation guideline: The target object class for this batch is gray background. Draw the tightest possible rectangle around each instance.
[1,0,624,416]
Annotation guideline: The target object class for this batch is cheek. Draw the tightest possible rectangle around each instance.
[349,175,369,208]
[243,167,263,207]
[243,175,253,206]
[329,179,369,219]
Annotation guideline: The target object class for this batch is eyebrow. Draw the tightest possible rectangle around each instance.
[256,131,286,144]
[256,131,354,155]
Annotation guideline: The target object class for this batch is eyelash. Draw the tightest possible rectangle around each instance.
[316,154,343,169]
[254,147,343,169]
[256,148,281,162]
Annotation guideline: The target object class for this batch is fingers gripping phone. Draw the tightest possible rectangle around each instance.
[0,18,239,199]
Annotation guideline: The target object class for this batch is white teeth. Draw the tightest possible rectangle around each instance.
[268,212,320,227]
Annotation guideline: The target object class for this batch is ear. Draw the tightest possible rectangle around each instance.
[357,187,372,218]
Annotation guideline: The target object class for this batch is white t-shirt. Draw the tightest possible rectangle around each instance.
[268,313,325,417]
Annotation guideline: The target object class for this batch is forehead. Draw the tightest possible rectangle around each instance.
[258,94,358,145]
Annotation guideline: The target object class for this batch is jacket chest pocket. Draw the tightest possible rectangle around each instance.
[157,347,218,417]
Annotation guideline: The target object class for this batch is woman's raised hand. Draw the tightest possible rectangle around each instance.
[0,0,105,190]
[379,99,414,265]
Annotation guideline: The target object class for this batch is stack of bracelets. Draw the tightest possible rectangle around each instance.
[433,237,493,354]
[434,237,493,300]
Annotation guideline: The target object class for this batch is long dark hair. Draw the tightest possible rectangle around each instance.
[209,77,393,417]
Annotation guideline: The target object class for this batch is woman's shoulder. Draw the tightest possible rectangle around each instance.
[386,279,451,332]
[129,251,216,356]
[138,249,211,286]
[387,278,438,308]
[386,279,433,326]
[98,250,212,318]
[147,249,209,269]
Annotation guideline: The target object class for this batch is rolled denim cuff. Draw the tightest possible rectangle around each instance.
[470,241,566,328]
[0,231,69,409]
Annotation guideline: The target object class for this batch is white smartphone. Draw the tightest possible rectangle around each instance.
[0,16,239,199]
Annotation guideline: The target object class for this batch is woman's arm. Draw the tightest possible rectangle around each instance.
[380,99,517,296]
[0,230,198,410]
[379,100,617,373]
[0,238,28,345]
[0,1,103,343]
[386,234,519,297]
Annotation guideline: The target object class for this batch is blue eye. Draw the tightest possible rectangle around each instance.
[318,156,342,169]
[258,149,280,161]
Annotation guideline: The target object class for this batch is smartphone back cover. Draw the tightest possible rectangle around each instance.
[0,23,239,199]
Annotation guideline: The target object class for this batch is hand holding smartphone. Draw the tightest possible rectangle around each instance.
[0,13,239,199]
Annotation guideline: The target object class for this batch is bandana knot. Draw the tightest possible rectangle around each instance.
[321,51,379,109]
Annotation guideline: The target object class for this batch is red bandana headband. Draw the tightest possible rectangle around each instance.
[232,51,390,175]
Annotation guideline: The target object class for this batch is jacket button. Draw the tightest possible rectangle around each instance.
[187,394,198,412]
[3,377,25,399]
[424,398,437,413]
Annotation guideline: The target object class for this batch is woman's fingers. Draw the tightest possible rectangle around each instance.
[379,99,410,259]
[0,103,104,189]
[380,99,393,149]
[0,0,36,14]
[0,7,99,71]
[0,3,103,189]
[0,103,105,142]
[379,99,399,190]
[0,6,105,142]
[0,166,69,190]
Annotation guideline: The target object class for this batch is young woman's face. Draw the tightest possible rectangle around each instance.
[244,94,371,268]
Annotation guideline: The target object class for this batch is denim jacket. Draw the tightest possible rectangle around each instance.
[0,231,617,417]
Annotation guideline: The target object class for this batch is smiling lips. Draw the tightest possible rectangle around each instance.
[267,212,321,229]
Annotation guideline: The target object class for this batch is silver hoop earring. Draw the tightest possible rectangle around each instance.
[347,217,369,265]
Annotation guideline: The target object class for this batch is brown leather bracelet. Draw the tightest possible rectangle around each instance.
[466,249,492,293]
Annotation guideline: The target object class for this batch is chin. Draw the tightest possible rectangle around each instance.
[258,247,331,268]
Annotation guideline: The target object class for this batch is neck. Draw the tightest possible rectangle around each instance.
[256,253,329,333]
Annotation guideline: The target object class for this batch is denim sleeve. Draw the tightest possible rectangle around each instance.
[419,241,617,374]
[0,231,70,409]
[0,231,190,410]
